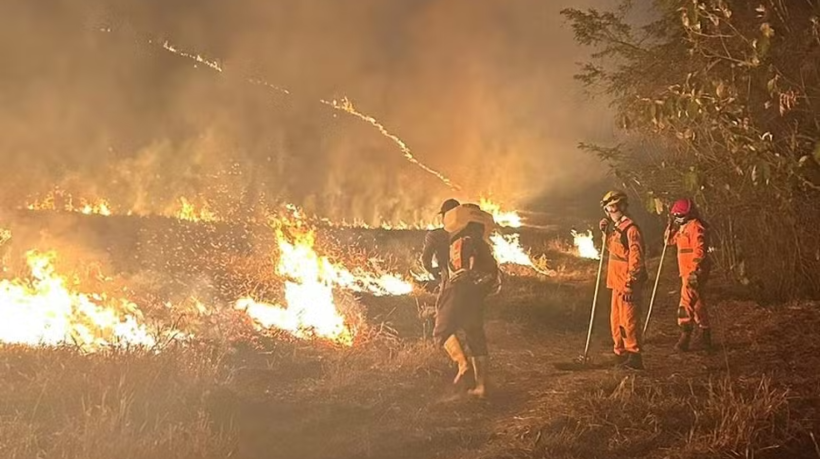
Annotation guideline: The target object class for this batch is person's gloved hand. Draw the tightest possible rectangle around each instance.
[622,289,634,303]
[599,218,610,233]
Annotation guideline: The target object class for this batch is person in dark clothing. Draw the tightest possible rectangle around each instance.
[435,216,500,399]
[421,198,461,287]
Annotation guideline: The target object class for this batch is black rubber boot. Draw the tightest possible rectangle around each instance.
[610,353,629,366]
[674,325,693,352]
[699,328,713,353]
[619,352,644,370]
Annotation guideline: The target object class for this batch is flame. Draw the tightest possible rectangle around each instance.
[0,251,157,350]
[237,211,414,345]
[411,271,436,282]
[490,233,552,276]
[236,223,355,346]
[176,197,218,222]
[26,191,113,216]
[479,198,522,228]
[80,199,112,216]
[572,230,600,260]
[490,233,533,267]
[0,228,11,246]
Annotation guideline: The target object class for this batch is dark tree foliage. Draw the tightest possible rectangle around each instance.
[563,0,820,300]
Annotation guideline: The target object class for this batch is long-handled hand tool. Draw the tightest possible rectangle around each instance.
[554,231,607,370]
[643,234,670,337]
[577,232,608,363]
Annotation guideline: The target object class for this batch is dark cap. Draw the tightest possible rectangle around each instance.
[439,198,460,215]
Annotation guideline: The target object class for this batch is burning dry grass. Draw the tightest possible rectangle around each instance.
[12,206,820,458]
[1,245,819,459]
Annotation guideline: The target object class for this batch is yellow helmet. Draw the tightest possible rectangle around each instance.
[600,190,628,208]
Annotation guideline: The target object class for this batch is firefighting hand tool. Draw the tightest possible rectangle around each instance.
[643,237,669,336]
[554,232,609,371]
[580,232,607,364]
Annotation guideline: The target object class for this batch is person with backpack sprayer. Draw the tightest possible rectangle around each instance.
[421,199,461,290]
[664,198,712,352]
[433,203,500,398]
[599,190,648,370]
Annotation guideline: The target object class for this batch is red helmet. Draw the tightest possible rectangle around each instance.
[670,198,694,217]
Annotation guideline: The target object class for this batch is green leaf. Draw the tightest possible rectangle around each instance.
[767,76,778,95]
[683,170,700,192]
[643,195,664,215]
[686,98,699,118]
[654,197,664,214]
[761,162,771,185]
[758,35,771,59]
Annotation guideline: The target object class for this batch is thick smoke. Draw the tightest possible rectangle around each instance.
[0,0,611,224]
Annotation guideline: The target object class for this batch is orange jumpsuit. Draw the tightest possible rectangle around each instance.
[606,216,647,355]
[667,219,709,329]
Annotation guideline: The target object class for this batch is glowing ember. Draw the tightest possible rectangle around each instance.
[572,230,600,260]
[317,217,437,231]
[151,34,455,193]
[378,221,438,231]
[160,40,223,72]
[176,197,218,222]
[0,251,157,350]
[479,198,523,228]
[322,97,461,191]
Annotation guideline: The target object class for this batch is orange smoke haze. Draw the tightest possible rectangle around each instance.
[0,0,611,223]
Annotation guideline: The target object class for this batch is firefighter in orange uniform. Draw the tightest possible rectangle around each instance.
[665,198,712,352]
[598,190,647,369]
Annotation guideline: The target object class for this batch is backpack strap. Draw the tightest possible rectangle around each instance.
[613,221,636,252]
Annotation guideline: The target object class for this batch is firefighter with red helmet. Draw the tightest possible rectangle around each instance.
[665,198,712,352]
[598,190,648,370]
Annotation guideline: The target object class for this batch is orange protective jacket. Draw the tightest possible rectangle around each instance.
[667,219,708,278]
[605,216,647,291]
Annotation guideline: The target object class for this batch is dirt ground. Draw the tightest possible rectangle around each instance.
[205,272,820,459]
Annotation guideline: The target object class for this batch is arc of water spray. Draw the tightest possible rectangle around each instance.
[146,35,460,191]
